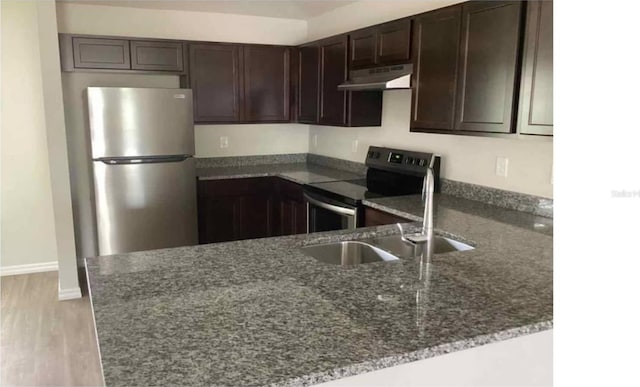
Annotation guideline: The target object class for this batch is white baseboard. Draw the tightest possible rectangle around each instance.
[58,285,82,300]
[0,261,58,276]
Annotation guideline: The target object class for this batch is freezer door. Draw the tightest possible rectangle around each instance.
[93,157,198,255]
[87,87,195,158]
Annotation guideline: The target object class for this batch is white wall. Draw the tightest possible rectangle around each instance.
[306,0,464,42]
[307,1,553,198]
[1,1,59,270]
[35,0,81,297]
[195,124,309,157]
[56,2,307,45]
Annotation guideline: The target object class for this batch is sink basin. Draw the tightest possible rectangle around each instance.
[359,234,474,258]
[301,241,400,266]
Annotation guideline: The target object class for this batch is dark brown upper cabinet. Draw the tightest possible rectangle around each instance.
[316,35,382,127]
[454,1,524,133]
[411,1,524,134]
[70,37,131,70]
[189,43,243,123]
[243,45,291,122]
[319,35,349,125]
[411,6,462,131]
[349,19,412,69]
[376,19,412,65]
[59,34,187,73]
[130,40,184,72]
[518,0,553,136]
[297,46,320,123]
[349,27,377,68]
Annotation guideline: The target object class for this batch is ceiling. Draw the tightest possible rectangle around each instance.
[57,0,357,20]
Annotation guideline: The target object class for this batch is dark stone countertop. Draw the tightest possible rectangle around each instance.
[196,163,364,184]
[86,192,553,387]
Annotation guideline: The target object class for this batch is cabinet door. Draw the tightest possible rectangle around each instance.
[130,40,184,72]
[319,36,348,126]
[235,194,276,240]
[377,19,412,65]
[411,6,462,131]
[243,45,290,122]
[197,180,235,244]
[276,179,307,236]
[197,178,277,243]
[298,46,320,123]
[350,27,377,68]
[455,1,523,133]
[72,37,130,69]
[518,0,553,136]
[189,43,243,123]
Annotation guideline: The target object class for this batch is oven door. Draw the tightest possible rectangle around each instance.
[304,192,358,233]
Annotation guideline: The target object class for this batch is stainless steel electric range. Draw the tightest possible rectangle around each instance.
[304,146,441,233]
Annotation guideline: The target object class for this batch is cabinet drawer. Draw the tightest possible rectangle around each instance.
[130,40,184,72]
[72,37,131,69]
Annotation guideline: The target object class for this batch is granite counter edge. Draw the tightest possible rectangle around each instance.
[273,320,553,387]
[362,199,423,222]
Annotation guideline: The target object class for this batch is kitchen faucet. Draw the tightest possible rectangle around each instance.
[398,167,435,250]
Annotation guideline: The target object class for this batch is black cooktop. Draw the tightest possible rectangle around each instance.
[305,179,386,206]
[304,146,442,207]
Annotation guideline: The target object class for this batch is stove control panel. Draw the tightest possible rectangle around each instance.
[365,146,441,187]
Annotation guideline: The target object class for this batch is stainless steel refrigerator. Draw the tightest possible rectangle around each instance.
[87,87,198,256]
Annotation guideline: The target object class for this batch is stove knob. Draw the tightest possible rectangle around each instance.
[418,159,426,166]
[406,157,414,164]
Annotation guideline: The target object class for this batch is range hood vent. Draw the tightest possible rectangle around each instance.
[338,64,412,91]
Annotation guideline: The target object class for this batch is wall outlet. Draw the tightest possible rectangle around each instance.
[496,157,509,177]
[351,139,358,153]
[220,136,229,149]
[312,134,318,148]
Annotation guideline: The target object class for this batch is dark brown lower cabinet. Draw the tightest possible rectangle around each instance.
[197,177,307,244]
[275,179,307,236]
[363,207,412,227]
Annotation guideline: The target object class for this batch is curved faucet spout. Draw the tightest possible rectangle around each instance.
[397,167,435,246]
[422,167,434,238]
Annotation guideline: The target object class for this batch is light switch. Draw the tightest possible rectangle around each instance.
[496,157,509,177]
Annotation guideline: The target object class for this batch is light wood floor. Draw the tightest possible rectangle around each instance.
[1,270,103,386]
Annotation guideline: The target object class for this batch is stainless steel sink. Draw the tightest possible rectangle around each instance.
[301,241,400,266]
[360,234,474,258]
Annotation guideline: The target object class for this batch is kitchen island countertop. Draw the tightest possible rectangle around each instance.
[86,189,553,386]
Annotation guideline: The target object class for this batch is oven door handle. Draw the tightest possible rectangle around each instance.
[304,193,357,217]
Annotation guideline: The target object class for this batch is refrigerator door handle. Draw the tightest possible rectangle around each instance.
[96,155,191,165]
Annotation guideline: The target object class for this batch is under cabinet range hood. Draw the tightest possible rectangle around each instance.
[338,64,413,91]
